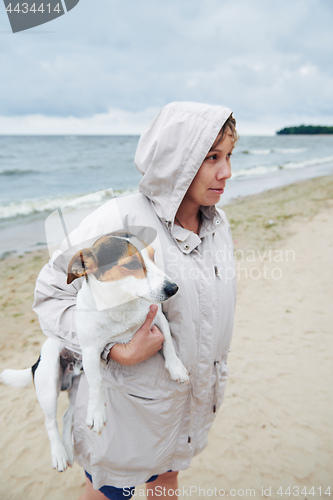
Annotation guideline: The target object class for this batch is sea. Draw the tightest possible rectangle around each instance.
[1,134,333,258]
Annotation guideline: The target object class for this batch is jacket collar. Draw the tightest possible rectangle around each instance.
[168,206,224,254]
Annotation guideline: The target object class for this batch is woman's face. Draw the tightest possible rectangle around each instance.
[183,130,234,209]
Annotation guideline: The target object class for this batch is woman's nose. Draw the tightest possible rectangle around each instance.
[217,160,232,180]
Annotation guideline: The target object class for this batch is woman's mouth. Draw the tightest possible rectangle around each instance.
[209,188,224,194]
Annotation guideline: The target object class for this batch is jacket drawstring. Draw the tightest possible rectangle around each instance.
[187,381,194,447]
[213,360,220,413]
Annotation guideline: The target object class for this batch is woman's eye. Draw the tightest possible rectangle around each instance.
[122,260,143,271]
[205,154,217,161]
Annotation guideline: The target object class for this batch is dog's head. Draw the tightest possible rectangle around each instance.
[67,230,178,304]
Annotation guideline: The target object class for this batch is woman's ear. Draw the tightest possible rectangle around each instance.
[67,248,97,284]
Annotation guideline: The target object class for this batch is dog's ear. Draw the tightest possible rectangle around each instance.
[67,249,97,284]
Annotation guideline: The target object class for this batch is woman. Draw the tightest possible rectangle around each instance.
[33,101,238,499]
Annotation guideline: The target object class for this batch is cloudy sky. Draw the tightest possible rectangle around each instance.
[0,0,332,135]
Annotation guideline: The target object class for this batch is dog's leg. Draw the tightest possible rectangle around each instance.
[62,374,80,466]
[155,310,189,383]
[34,339,69,472]
[81,347,106,434]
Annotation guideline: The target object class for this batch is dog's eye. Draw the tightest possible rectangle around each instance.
[122,260,143,271]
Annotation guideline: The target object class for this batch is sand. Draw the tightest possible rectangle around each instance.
[0,175,332,500]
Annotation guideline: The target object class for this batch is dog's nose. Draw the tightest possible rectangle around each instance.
[164,282,179,298]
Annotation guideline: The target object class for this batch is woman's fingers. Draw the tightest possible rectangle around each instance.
[108,305,165,365]
[144,304,158,326]
[150,325,164,348]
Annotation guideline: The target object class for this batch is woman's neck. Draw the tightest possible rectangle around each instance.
[175,200,201,234]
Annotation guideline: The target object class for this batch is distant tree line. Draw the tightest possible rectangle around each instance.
[276,125,333,135]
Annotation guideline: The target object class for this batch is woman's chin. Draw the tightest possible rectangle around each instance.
[206,190,224,204]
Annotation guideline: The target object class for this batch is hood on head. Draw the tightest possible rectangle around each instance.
[135,101,232,224]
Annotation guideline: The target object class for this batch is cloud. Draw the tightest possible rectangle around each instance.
[0,0,332,134]
[0,106,160,134]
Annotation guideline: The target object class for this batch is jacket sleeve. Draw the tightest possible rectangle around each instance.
[33,250,83,353]
[32,197,125,355]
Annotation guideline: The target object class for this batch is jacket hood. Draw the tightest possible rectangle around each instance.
[135,101,232,224]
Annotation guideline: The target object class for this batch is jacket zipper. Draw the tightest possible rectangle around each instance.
[213,235,221,413]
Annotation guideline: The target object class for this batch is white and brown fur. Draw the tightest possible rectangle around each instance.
[0,231,189,472]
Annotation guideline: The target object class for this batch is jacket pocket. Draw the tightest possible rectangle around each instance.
[90,385,187,473]
[102,353,188,400]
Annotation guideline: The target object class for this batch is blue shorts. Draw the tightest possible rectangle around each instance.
[85,470,162,500]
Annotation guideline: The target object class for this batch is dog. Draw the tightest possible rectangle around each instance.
[0,230,189,472]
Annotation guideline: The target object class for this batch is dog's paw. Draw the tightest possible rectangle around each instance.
[166,358,190,384]
[62,437,74,467]
[51,442,69,472]
[86,405,107,435]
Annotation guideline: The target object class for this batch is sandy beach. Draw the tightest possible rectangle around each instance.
[0,175,332,500]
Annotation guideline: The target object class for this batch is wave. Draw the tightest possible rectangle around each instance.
[273,148,307,154]
[232,165,280,179]
[283,155,333,170]
[241,147,307,155]
[232,155,333,179]
[241,149,271,155]
[0,168,39,176]
[0,187,139,221]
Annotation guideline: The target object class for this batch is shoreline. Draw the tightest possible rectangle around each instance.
[2,173,332,262]
[1,161,332,258]
[0,175,332,499]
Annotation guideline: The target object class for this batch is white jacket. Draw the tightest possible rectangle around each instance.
[33,102,236,489]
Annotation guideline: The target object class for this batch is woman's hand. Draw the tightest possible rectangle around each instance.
[108,305,165,366]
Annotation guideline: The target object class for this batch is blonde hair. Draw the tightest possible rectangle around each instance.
[211,113,238,150]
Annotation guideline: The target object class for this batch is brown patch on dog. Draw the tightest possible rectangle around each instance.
[146,245,155,262]
[67,231,153,284]
[97,252,146,282]
[67,249,98,284]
